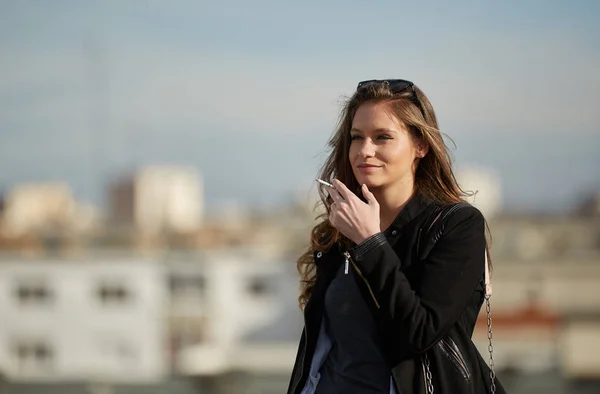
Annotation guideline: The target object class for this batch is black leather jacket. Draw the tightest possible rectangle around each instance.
[287,194,506,394]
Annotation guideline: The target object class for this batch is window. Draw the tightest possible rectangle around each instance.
[14,280,53,306]
[11,340,54,371]
[246,276,272,297]
[96,281,132,305]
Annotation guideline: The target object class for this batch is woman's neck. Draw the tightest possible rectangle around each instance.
[371,180,415,232]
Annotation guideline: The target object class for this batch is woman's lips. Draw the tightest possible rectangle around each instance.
[357,164,381,174]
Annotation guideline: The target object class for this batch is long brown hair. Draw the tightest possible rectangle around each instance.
[297,81,491,309]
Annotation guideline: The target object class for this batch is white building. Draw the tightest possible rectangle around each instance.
[0,249,298,383]
[0,182,98,237]
[109,165,204,234]
[0,258,169,383]
[169,249,293,376]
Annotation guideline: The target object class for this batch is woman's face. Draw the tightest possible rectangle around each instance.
[349,102,426,190]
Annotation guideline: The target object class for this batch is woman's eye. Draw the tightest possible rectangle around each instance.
[350,135,391,141]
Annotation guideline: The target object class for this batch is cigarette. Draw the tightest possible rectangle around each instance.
[316,179,334,188]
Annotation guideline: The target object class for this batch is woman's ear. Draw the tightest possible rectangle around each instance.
[416,141,429,159]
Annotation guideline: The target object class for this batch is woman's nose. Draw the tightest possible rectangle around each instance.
[358,140,376,157]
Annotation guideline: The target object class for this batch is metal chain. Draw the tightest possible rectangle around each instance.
[486,295,497,394]
[424,353,434,394]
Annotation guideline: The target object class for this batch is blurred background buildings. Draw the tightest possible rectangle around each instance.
[1,1,599,393]
[0,165,599,394]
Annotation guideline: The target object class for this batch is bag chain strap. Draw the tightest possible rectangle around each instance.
[424,352,434,394]
[486,294,496,394]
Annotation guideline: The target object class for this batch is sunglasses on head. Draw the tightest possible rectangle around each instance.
[356,79,425,116]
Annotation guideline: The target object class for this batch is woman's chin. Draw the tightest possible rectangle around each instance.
[358,178,382,189]
[354,172,384,189]
[366,182,382,189]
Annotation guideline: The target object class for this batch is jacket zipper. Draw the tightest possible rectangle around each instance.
[344,252,380,309]
[438,337,471,381]
[344,251,350,274]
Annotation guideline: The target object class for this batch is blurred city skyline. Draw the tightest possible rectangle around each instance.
[1,1,599,213]
[1,3,600,393]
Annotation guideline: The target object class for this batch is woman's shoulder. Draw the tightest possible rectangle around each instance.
[416,202,485,258]
[440,201,483,220]
[422,201,484,234]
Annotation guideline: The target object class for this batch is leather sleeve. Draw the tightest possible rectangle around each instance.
[350,231,388,259]
[348,205,486,356]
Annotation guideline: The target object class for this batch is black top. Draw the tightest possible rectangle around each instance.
[315,263,390,394]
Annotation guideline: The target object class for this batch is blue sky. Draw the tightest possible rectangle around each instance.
[1,1,599,213]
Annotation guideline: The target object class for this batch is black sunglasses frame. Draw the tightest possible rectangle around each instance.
[356,79,425,117]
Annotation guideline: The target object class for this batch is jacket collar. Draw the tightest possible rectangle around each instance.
[383,192,431,236]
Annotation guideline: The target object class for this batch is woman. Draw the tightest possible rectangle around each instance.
[287,79,506,393]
